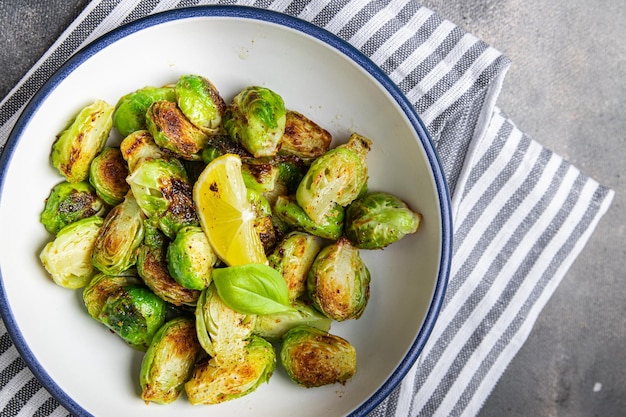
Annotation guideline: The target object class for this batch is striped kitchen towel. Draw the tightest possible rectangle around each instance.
[0,1,614,416]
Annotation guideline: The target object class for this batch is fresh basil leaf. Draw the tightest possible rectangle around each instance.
[212,264,295,315]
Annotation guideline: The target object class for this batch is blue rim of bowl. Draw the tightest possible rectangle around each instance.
[0,5,452,417]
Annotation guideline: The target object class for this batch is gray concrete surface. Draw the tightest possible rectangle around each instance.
[0,1,624,416]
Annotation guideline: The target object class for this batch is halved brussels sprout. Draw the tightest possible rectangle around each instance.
[345,191,422,249]
[279,110,332,160]
[97,283,168,351]
[119,130,166,172]
[253,301,332,342]
[166,225,217,290]
[51,99,114,183]
[280,325,356,388]
[39,216,103,289]
[185,335,275,405]
[126,156,198,239]
[83,273,142,320]
[89,147,130,206]
[200,134,253,164]
[194,284,256,359]
[175,74,226,135]
[145,100,209,160]
[113,86,176,137]
[273,195,344,241]
[268,231,321,301]
[295,132,371,224]
[92,193,145,275]
[137,220,201,306]
[247,188,277,253]
[140,317,204,404]
[223,86,287,158]
[241,158,281,194]
[40,181,107,235]
[307,237,370,321]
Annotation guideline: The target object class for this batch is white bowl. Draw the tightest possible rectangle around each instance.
[0,6,451,417]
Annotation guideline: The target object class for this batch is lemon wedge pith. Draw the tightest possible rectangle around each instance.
[192,154,267,266]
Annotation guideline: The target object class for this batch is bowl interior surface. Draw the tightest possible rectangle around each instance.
[0,7,449,417]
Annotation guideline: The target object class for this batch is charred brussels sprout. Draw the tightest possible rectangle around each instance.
[97,283,167,351]
[280,325,356,388]
[268,231,321,301]
[126,156,198,239]
[92,193,145,275]
[166,226,217,290]
[140,317,204,404]
[40,181,107,235]
[51,100,114,183]
[241,158,281,194]
[119,130,166,172]
[39,216,103,289]
[145,100,209,160]
[89,147,130,206]
[273,195,344,241]
[175,74,226,135]
[253,301,332,342]
[83,273,142,320]
[295,132,371,224]
[194,284,256,359]
[137,220,201,306]
[279,110,332,160]
[185,335,275,405]
[223,86,286,158]
[113,86,176,137]
[201,134,253,163]
[307,237,370,321]
[247,188,277,253]
[346,191,422,249]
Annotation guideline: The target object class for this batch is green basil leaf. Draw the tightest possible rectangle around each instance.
[212,264,295,315]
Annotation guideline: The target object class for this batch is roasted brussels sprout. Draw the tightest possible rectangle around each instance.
[89,147,130,206]
[279,110,332,160]
[140,317,204,404]
[307,237,370,321]
[200,134,253,163]
[273,195,344,241]
[223,86,287,158]
[253,301,332,342]
[39,216,103,289]
[166,225,217,290]
[113,85,176,137]
[97,283,168,351]
[194,284,256,359]
[185,335,275,405]
[175,74,226,135]
[119,129,166,172]
[51,99,114,183]
[280,325,356,388]
[40,181,107,235]
[247,188,277,253]
[145,100,209,160]
[295,132,371,224]
[137,220,201,306]
[268,231,321,301]
[241,158,281,194]
[92,193,145,275]
[345,191,422,249]
[126,156,198,239]
[83,273,142,320]
[277,158,306,194]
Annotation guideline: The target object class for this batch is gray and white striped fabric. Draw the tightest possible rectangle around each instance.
[0,1,614,416]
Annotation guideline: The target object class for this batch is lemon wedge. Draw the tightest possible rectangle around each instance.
[193,154,267,266]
